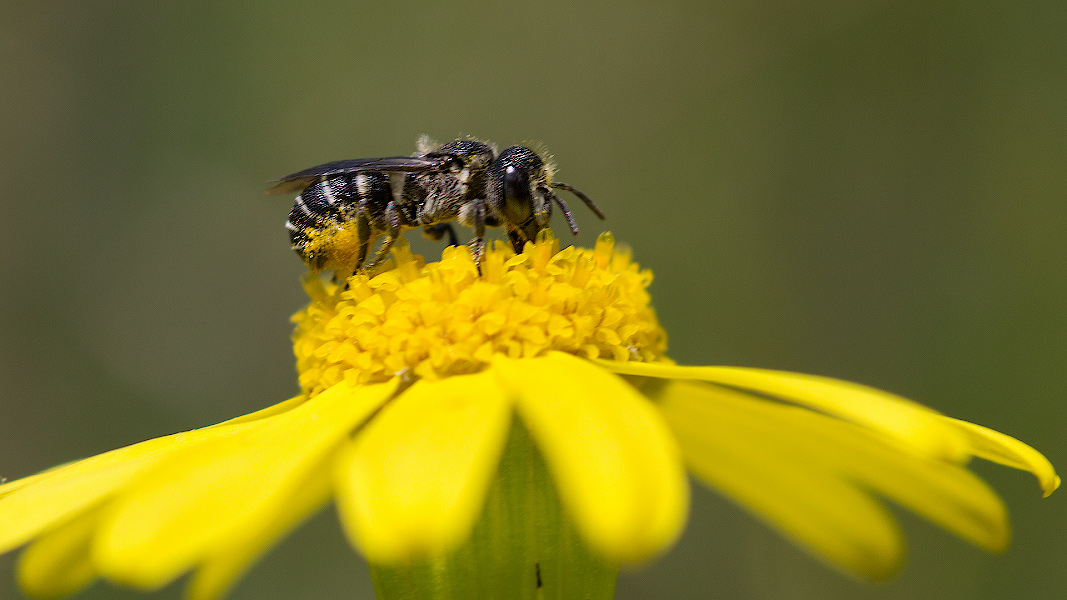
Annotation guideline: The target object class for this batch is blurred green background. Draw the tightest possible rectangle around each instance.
[1,1,1064,598]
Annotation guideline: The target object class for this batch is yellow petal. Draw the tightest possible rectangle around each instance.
[93,380,397,590]
[652,379,1010,579]
[939,416,1060,497]
[205,394,307,428]
[16,505,104,599]
[0,417,272,555]
[0,395,305,504]
[186,465,334,600]
[492,352,689,564]
[0,393,310,557]
[335,371,512,564]
[840,430,1008,554]
[598,360,969,462]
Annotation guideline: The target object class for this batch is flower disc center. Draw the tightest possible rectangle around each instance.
[291,234,668,396]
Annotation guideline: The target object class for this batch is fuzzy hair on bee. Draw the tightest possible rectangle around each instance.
[267,137,605,278]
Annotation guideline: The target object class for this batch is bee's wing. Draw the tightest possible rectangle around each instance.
[265,156,444,195]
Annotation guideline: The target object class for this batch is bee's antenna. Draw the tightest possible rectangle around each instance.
[550,182,605,220]
[543,187,580,235]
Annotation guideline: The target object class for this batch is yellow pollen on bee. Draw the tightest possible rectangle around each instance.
[300,221,364,276]
[291,233,669,396]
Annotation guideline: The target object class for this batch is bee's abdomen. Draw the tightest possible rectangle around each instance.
[286,173,390,251]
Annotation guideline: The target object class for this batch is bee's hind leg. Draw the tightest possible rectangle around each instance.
[354,213,372,269]
[362,202,403,271]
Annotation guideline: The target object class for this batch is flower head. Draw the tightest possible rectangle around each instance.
[0,234,1057,599]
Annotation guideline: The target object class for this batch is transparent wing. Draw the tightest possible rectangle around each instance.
[266,156,444,195]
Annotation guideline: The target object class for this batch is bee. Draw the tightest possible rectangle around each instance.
[266,137,604,276]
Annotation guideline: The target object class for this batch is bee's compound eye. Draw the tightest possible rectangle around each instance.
[504,165,532,201]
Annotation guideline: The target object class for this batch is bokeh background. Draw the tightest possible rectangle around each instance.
[1,1,1064,598]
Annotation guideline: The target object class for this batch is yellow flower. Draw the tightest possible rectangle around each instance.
[0,234,1058,599]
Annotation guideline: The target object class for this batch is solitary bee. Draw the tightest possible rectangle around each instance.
[266,137,604,276]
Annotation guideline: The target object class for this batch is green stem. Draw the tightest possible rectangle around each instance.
[368,421,618,599]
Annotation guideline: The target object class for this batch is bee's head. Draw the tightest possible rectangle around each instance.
[488,146,552,246]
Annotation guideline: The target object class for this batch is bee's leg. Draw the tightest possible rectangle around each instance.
[524,192,553,246]
[365,235,397,271]
[354,212,372,269]
[465,198,488,270]
[507,229,526,253]
[423,223,459,247]
[542,187,579,235]
[363,202,402,270]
